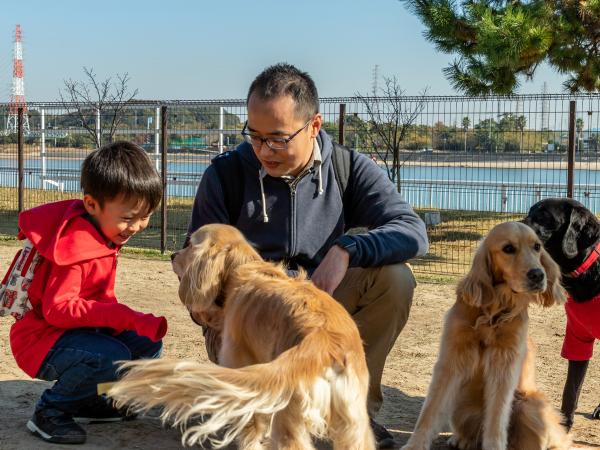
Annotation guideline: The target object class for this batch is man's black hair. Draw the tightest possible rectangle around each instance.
[81,141,162,212]
[247,63,319,120]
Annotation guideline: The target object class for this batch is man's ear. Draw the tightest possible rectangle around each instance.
[310,113,323,138]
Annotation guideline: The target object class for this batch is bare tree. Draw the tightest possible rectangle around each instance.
[355,76,429,192]
[59,67,138,147]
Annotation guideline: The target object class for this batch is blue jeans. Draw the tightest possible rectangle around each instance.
[35,328,162,415]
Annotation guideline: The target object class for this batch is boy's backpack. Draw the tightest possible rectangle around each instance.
[212,142,353,225]
[0,239,41,320]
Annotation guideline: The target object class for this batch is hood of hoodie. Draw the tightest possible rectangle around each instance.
[18,199,117,266]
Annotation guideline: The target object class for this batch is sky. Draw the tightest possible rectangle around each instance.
[0,0,568,102]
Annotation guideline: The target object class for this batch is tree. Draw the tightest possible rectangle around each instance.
[462,116,470,152]
[355,76,429,191]
[59,67,138,147]
[402,0,600,94]
[576,118,584,152]
[516,115,527,153]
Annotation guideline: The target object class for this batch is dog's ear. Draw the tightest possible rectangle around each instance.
[458,240,494,308]
[539,248,566,306]
[563,206,587,259]
[178,244,228,311]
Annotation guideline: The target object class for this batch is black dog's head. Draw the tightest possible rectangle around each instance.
[523,198,600,304]
[523,198,599,266]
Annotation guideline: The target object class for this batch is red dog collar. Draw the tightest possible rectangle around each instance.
[570,241,600,278]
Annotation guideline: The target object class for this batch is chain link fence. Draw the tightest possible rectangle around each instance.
[1,95,599,278]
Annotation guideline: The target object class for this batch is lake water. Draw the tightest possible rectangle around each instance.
[1,157,599,214]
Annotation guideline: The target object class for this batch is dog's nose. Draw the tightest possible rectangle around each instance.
[527,268,545,283]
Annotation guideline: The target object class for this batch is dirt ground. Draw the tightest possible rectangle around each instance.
[1,244,599,450]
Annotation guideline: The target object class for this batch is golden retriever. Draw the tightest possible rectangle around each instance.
[401,222,571,450]
[108,224,375,450]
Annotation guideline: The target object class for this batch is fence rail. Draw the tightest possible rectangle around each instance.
[2,94,600,278]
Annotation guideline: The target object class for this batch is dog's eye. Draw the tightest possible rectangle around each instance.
[533,242,541,251]
[503,244,516,254]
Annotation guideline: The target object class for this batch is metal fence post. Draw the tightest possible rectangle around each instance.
[155,106,160,172]
[219,106,224,154]
[40,108,46,189]
[567,100,576,198]
[160,105,168,254]
[95,105,101,147]
[17,107,24,213]
[338,103,345,146]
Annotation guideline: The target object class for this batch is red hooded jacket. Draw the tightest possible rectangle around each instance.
[10,199,167,378]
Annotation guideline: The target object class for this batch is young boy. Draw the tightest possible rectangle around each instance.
[9,141,168,445]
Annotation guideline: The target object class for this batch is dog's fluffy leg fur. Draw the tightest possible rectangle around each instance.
[509,392,572,450]
[401,323,476,450]
[481,343,525,450]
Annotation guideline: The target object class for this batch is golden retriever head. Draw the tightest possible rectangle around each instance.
[458,221,565,309]
[172,224,261,329]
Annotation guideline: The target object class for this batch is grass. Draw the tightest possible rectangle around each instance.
[0,187,529,281]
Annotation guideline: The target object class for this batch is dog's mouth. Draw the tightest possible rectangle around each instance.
[526,280,546,293]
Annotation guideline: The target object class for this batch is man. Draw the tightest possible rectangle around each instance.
[186,63,428,448]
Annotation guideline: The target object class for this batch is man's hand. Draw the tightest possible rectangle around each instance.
[311,245,350,295]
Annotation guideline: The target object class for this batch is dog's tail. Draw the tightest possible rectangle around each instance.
[509,391,572,450]
[108,329,335,448]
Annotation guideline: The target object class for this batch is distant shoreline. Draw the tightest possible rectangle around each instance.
[2,151,600,170]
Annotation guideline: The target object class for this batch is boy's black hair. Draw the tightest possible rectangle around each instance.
[247,63,319,121]
[81,141,162,212]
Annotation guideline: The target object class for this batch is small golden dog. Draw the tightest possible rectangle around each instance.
[109,224,375,450]
[401,222,571,450]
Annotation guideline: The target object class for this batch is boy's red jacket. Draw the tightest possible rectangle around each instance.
[10,199,167,378]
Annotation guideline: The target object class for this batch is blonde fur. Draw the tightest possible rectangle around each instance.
[401,222,571,450]
[109,224,375,450]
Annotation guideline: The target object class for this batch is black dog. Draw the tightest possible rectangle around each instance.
[524,198,600,431]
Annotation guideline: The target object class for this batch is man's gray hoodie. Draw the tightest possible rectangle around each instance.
[187,129,428,273]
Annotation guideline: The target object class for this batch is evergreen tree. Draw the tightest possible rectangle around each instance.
[402,0,600,94]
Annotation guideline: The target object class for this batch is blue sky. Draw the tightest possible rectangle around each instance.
[0,0,567,102]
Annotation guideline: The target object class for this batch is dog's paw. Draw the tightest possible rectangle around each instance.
[481,437,506,450]
[400,440,428,450]
[447,435,471,450]
[592,403,600,420]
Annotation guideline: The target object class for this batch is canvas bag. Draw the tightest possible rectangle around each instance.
[0,239,41,320]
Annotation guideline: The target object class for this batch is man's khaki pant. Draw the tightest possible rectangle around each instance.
[332,263,416,415]
[202,262,416,417]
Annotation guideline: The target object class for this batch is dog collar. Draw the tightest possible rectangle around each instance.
[569,241,600,278]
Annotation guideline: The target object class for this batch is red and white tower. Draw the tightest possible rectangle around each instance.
[6,24,29,134]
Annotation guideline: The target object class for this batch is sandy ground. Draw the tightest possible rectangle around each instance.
[1,244,599,450]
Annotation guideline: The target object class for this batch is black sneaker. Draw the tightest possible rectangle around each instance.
[370,418,396,449]
[27,409,86,444]
[73,399,137,424]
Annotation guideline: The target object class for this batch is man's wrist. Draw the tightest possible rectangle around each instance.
[334,235,357,266]
[333,244,350,261]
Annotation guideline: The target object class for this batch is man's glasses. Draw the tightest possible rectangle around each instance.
[241,118,312,151]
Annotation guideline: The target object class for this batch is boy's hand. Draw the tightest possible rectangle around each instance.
[132,313,168,342]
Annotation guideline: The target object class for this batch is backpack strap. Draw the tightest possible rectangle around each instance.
[331,143,354,225]
[211,150,245,225]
